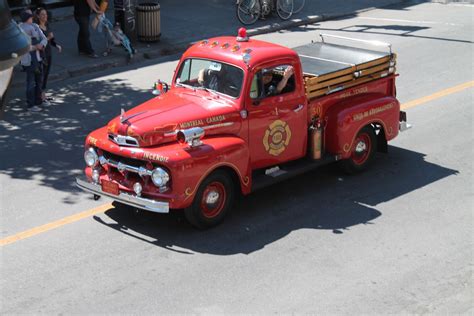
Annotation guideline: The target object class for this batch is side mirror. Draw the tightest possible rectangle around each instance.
[152,80,169,96]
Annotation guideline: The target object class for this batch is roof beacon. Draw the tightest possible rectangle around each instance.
[236,27,249,42]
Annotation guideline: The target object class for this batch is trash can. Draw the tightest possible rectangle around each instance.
[136,2,161,42]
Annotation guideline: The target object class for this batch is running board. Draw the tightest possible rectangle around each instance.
[251,155,336,192]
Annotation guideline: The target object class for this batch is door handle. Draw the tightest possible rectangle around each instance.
[293,104,304,112]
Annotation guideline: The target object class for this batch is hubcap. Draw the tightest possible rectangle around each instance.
[206,191,220,204]
[351,133,371,165]
[200,182,226,218]
[355,141,367,153]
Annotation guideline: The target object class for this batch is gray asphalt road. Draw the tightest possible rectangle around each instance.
[1,1,473,314]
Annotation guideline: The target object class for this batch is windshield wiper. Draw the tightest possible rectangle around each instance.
[195,86,220,97]
[176,82,221,98]
[175,82,195,90]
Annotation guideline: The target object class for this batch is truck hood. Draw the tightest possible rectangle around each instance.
[106,88,241,147]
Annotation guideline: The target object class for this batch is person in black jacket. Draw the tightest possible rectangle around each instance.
[73,0,100,58]
[35,8,62,104]
[262,66,294,96]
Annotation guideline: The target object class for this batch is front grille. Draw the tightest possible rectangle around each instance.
[102,150,146,169]
[99,150,171,192]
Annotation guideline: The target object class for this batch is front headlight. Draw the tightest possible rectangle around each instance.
[84,148,99,167]
[151,167,170,187]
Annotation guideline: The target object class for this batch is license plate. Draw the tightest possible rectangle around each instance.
[101,180,119,196]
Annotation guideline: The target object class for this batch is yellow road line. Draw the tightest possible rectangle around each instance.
[1,80,473,247]
[0,203,113,246]
[401,80,474,110]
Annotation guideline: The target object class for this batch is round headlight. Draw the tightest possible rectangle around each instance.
[151,168,170,187]
[84,148,99,167]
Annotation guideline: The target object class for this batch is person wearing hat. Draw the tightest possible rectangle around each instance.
[262,65,294,97]
[19,9,48,112]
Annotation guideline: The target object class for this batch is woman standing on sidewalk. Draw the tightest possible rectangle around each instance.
[35,8,62,105]
[19,10,47,112]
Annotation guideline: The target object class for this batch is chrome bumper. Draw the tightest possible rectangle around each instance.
[75,176,169,213]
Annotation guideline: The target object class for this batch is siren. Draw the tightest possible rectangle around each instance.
[237,27,249,42]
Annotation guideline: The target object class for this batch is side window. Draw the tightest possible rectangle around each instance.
[258,64,295,99]
[178,59,191,83]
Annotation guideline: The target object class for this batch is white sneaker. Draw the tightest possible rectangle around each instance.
[42,99,51,107]
[29,105,42,112]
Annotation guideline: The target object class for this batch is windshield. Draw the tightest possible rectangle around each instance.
[176,58,244,98]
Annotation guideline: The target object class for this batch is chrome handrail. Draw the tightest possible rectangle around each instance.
[319,33,392,55]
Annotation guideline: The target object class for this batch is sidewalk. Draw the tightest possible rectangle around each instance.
[11,0,409,88]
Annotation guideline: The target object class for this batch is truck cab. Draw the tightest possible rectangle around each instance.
[76,30,409,229]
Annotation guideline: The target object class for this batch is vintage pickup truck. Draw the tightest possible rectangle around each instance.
[76,29,410,228]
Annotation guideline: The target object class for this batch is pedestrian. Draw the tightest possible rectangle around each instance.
[74,0,100,58]
[19,10,48,112]
[35,7,62,105]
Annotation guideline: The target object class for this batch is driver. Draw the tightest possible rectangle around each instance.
[262,66,294,96]
[198,68,219,90]
[198,65,231,94]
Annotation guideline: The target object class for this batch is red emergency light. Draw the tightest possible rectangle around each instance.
[237,27,249,42]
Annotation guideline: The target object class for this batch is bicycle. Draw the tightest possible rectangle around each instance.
[293,0,305,14]
[236,0,305,25]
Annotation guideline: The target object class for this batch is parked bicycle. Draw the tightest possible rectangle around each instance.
[236,0,305,25]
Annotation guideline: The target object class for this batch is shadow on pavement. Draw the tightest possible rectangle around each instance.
[0,77,150,203]
[93,146,458,255]
[317,22,474,45]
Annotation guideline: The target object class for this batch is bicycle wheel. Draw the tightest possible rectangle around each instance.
[292,0,305,14]
[237,0,261,25]
[276,0,293,20]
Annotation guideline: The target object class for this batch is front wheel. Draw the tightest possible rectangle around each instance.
[341,126,377,174]
[276,0,293,20]
[236,0,261,25]
[184,170,235,229]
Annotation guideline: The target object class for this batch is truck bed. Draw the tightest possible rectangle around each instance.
[294,42,396,99]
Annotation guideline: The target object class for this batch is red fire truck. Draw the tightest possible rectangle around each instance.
[76,29,410,228]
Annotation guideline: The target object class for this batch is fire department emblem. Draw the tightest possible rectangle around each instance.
[263,120,292,156]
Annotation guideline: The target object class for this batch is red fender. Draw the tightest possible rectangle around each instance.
[324,95,400,159]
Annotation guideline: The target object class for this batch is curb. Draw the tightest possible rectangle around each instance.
[11,1,408,88]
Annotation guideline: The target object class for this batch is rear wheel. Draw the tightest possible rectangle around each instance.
[184,170,235,229]
[341,126,377,174]
[276,0,293,20]
[237,0,261,25]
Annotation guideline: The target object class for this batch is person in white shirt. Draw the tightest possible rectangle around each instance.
[19,10,48,112]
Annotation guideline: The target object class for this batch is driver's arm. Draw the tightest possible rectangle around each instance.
[276,66,294,94]
[198,69,205,86]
